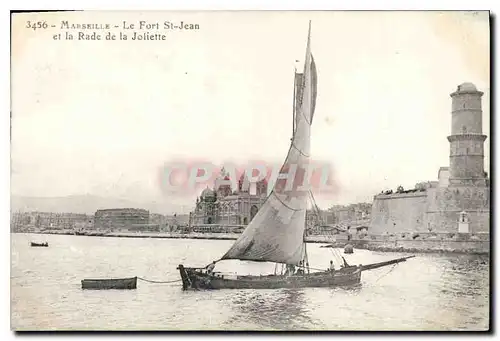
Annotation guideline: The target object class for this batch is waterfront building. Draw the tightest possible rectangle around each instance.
[191,168,268,226]
[149,213,167,226]
[94,208,149,231]
[166,214,190,229]
[10,211,93,231]
[305,209,335,230]
[328,203,372,225]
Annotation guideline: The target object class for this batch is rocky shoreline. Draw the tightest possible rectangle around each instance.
[15,230,489,255]
[321,242,489,255]
[322,239,490,255]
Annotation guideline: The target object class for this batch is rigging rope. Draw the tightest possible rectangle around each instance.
[309,191,350,264]
[137,277,182,284]
[308,191,345,265]
[273,191,303,212]
[373,263,398,283]
[329,248,344,266]
[291,141,310,158]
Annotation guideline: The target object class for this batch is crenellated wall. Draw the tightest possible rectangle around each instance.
[369,185,490,235]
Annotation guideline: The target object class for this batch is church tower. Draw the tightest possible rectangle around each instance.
[447,82,488,186]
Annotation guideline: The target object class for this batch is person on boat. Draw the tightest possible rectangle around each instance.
[285,264,295,276]
[206,261,216,275]
[329,260,335,272]
[295,261,304,275]
[306,262,310,274]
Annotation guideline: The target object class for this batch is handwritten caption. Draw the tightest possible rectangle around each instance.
[25,20,200,41]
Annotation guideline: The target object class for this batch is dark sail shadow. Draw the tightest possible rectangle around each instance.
[225,289,317,330]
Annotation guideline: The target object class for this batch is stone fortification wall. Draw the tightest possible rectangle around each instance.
[329,232,489,254]
[369,185,490,235]
[369,192,427,234]
[425,186,490,233]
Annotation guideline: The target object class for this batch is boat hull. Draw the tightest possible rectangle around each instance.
[81,277,137,290]
[31,242,48,247]
[177,265,361,290]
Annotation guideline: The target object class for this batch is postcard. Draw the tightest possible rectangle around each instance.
[10,10,490,331]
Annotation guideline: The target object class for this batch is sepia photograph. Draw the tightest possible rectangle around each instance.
[10,10,490,331]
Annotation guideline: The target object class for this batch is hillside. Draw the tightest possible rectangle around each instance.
[10,194,191,215]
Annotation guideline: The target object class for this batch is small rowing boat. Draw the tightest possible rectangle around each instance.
[31,242,48,247]
[81,277,137,290]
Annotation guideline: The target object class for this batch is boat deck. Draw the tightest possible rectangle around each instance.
[178,265,362,290]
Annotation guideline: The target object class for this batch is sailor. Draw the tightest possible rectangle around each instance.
[295,261,304,275]
[306,262,310,274]
[206,261,216,275]
[285,264,295,276]
[329,260,335,272]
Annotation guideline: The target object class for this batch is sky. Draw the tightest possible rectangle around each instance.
[11,11,490,211]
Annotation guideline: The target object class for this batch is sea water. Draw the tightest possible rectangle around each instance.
[10,233,489,331]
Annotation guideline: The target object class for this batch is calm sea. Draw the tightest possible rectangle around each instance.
[11,233,489,331]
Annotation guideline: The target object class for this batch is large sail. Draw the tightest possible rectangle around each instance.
[221,23,318,265]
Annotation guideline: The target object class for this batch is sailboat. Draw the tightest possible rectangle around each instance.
[177,23,414,290]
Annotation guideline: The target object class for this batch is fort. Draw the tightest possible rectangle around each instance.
[369,82,490,238]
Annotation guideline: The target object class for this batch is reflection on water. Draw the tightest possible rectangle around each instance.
[229,284,366,330]
[230,289,312,330]
[11,233,489,331]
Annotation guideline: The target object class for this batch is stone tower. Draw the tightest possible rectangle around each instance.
[447,82,488,186]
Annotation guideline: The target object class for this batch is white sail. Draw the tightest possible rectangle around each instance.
[221,23,318,265]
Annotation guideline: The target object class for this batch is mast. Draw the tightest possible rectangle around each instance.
[309,190,324,225]
[292,67,296,137]
[302,228,310,273]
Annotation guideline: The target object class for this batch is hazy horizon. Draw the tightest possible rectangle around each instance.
[11,11,490,211]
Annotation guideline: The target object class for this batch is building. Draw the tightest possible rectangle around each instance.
[94,208,150,231]
[149,213,167,226]
[306,209,335,228]
[10,211,93,232]
[191,168,268,226]
[370,83,490,234]
[329,203,372,224]
[166,214,190,230]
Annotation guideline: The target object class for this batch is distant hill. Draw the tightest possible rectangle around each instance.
[10,194,192,215]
